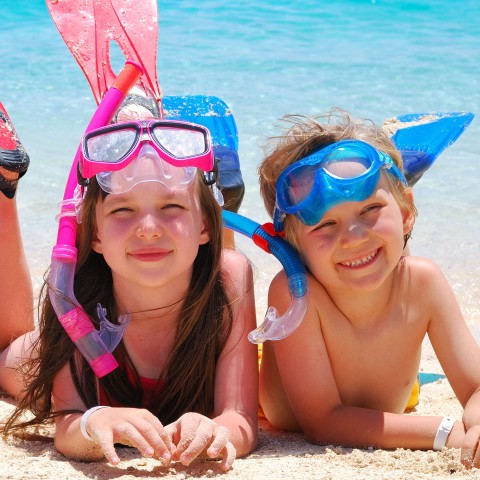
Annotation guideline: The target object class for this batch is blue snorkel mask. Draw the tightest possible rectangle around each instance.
[273,140,407,231]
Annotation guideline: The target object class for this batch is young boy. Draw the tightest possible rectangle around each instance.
[258,109,480,468]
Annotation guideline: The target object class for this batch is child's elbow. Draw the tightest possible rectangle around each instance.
[54,433,103,462]
[303,428,332,446]
[236,413,259,457]
[300,411,342,446]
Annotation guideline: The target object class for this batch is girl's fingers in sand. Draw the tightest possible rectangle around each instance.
[206,425,234,460]
[179,423,232,465]
[93,429,121,465]
[209,439,236,472]
[165,412,235,469]
[460,424,480,469]
[87,407,173,464]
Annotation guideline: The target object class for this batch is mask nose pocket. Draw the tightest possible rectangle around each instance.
[135,143,196,189]
[96,141,198,193]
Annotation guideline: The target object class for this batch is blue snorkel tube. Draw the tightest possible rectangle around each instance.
[223,211,308,343]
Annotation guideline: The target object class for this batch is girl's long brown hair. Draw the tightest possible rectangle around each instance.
[4,175,233,434]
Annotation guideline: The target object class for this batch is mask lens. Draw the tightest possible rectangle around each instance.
[151,126,206,159]
[322,147,371,178]
[284,164,318,205]
[86,128,137,163]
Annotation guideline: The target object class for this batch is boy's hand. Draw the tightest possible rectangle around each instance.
[165,412,236,471]
[84,407,173,465]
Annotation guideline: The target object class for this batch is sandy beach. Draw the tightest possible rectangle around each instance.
[1,338,479,480]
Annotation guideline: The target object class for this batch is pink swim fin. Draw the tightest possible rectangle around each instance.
[0,102,30,198]
[46,0,162,107]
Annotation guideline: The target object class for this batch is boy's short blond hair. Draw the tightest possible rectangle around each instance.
[258,108,416,248]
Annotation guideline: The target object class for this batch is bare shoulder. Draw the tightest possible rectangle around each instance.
[221,248,250,270]
[221,249,254,297]
[269,268,289,293]
[400,255,454,308]
[221,248,253,280]
[401,255,446,284]
[220,249,257,342]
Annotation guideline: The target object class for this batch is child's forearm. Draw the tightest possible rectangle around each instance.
[213,410,258,457]
[304,406,449,450]
[54,413,104,461]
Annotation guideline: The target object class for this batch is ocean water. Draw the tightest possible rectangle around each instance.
[1,0,479,330]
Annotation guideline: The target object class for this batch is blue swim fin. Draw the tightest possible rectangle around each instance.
[418,372,446,385]
[163,95,245,212]
[163,95,238,152]
[386,112,474,186]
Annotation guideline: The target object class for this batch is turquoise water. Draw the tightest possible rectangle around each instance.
[1,0,479,327]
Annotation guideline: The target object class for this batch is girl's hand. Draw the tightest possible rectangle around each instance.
[459,424,480,469]
[165,412,236,471]
[84,407,173,465]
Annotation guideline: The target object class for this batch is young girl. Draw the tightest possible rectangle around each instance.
[1,114,258,471]
[257,109,480,468]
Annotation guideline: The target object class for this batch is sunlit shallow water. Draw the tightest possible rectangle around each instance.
[1,0,478,334]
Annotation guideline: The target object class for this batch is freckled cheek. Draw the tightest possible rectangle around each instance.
[167,214,202,237]
[162,217,187,236]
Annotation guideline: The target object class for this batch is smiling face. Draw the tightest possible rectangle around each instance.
[294,174,414,294]
[91,179,210,306]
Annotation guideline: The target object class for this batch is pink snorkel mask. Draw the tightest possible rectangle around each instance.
[79,119,215,194]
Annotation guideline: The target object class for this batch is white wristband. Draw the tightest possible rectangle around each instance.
[80,406,111,441]
[433,416,456,451]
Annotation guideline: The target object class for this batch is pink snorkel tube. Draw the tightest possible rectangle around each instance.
[50,61,142,378]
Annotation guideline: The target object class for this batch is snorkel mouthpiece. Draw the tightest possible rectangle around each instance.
[58,307,118,378]
[248,290,308,343]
